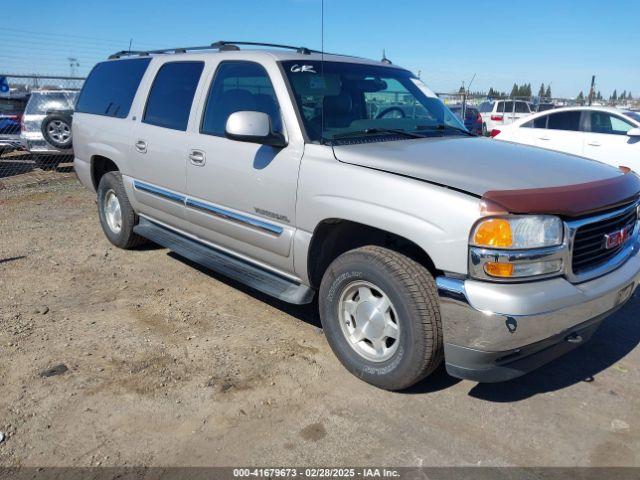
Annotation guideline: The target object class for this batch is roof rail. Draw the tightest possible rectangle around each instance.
[108,40,318,59]
[210,41,318,55]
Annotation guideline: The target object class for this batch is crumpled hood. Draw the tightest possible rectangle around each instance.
[332,136,623,196]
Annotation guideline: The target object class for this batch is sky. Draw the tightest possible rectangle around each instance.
[2,0,638,98]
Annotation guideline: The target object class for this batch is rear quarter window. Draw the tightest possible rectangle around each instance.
[75,58,151,118]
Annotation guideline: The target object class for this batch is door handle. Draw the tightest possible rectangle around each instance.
[538,136,550,141]
[135,140,147,153]
[189,149,206,166]
[587,141,601,147]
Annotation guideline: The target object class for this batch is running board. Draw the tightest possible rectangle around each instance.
[134,218,315,304]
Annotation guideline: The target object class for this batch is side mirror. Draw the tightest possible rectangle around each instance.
[225,111,287,148]
[627,127,640,138]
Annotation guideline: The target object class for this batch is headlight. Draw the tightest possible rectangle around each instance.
[469,215,565,281]
[471,215,563,249]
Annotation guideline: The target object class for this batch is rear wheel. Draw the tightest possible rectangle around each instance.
[319,246,443,390]
[97,171,147,249]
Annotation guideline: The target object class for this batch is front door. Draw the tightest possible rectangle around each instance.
[185,60,301,272]
[583,111,639,169]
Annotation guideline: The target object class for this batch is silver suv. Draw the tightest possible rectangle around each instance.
[73,41,640,390]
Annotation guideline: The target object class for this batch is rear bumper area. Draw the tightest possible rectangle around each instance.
[436,238,640,382]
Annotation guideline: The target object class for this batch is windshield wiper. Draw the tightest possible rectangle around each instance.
[329,128,426,141]
[417,124,476,137]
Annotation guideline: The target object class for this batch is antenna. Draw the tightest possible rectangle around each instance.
[381,49,392,64]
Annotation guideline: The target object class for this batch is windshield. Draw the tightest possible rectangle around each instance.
[624,111,640,123]
[281,61,466,143]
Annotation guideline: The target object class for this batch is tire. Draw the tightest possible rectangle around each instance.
[97,171,147,249]
[41,113,73,150]
[319,246,443,391]
[482,123,488,136]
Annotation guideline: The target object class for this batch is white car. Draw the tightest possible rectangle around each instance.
[491,107,640,171]
[478,99,532,135]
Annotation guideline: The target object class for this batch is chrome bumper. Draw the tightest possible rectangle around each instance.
[436,237,640,381]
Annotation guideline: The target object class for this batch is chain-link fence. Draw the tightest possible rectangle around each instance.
[0,74,84,189]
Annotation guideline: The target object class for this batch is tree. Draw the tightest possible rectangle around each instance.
[611,89,618,101]
[620,90,627,100]
[577,91,585,103]
[510,83,519,98]
[538,83,546,99]
[596,91,602,100]
[545,85,552,99]
[629,92,633,100]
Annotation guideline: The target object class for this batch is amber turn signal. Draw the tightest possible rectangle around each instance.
[484,262,515,278]
[473,218,513,248]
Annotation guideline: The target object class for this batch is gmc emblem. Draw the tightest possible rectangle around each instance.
[604,225,633,250]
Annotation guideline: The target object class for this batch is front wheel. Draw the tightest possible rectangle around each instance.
[319,246,443,390]
[97,171,147,249]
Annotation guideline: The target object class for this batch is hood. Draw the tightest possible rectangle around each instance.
[332,136,623,197]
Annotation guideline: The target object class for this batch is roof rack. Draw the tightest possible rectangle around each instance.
[108,40,319,59]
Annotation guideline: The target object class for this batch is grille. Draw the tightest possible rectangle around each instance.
[572,204,638,274]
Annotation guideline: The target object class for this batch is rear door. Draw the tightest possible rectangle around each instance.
[534,110,584,156]
[583,111,639,169]
[128,60,205,227]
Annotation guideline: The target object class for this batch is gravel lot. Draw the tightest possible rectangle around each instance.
[1,178,639,467]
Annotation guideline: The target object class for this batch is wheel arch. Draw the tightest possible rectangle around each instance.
[91,155,120,190]
[306,218,440,289]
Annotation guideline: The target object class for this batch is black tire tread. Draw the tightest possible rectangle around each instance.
[98,171,147,249]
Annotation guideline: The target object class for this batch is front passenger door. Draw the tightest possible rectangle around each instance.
[185,61,301,273]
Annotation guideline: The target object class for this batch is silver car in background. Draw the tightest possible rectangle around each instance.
[21,90,78,168]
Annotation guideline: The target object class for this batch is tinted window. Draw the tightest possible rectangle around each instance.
[522,115,548,129]
[76,58,151,118]
[143,62,204,131]
[515,101,530,113]
[496,101,505,113]
[503,101,514,112]
[201,61,282,136]
[589,112,634,135]
[547,111,581,131]
[479,102,493,113]
[0,98,27,114]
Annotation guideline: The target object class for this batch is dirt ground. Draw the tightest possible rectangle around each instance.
[1,178,639,467]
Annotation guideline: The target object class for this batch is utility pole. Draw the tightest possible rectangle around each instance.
[68,57,80,77]
[588,75,596,106]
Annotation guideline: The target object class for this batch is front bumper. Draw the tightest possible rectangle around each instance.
[436,237,640,382]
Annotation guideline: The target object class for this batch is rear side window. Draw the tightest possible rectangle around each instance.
[201,61,282,137]
[503,101,514,112]
[76,58,151,118]
[547,111,581,131]
[143,61,204,131]
[515,102,530,113]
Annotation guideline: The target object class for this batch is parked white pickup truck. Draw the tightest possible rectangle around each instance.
[73,41,640,390]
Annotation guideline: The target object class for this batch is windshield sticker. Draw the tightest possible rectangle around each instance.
[410,78,437,98]
[290,64,317,73]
